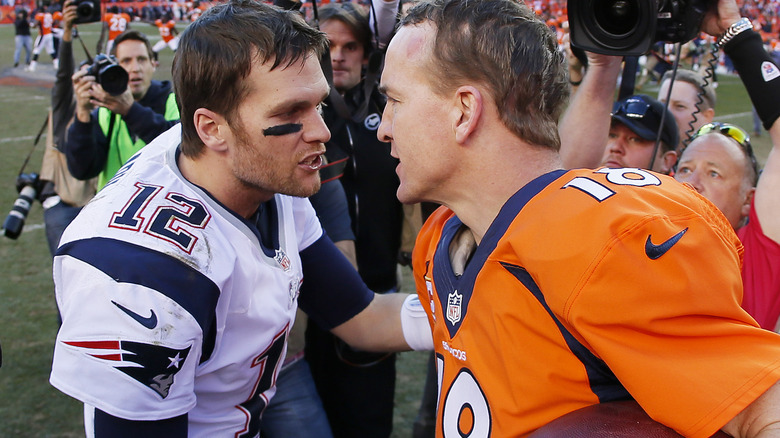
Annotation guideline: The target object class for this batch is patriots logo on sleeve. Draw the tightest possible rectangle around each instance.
[62,340,191,399]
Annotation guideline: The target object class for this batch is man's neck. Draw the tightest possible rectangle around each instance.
[177,148,271,219]
[446,144,561,245]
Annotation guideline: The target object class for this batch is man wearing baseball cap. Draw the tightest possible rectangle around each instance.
[601,94,680,174]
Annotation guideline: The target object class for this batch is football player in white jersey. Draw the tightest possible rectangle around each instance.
[49,1,431,436]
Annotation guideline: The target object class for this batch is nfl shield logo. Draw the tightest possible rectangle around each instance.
[275,249,291,271]
[446,290,462,325]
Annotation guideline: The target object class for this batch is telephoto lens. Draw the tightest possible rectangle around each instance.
[3,185,37,239]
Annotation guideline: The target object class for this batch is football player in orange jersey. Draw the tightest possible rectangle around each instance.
[98,6,131,55]
[30,6,59,71]
[377,0,780,436]
[151,11,180,60]
[187,1,203,22]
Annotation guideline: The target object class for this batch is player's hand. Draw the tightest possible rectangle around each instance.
[700,0,742,37]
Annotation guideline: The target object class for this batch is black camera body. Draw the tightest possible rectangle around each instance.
[3,173,45,240]
[85,54,129,96]
[74,0,101,24]
[568,0,713,56]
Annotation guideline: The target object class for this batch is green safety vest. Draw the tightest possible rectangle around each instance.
[96,92,179,189]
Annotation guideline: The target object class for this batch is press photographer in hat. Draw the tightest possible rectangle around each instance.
[601,94,680,174]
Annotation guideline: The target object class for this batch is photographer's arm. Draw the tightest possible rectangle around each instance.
[64,67,110,180]
[52,1,77,145]
[558,52,623,169]
[701,0,780,244]
[123,99,180,144]
[63,116,109,180]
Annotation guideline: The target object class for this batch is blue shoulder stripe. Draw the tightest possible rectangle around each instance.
[500,262,632,403]
[57,237,219,362]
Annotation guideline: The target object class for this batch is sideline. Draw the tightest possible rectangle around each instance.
[0,135,37,144]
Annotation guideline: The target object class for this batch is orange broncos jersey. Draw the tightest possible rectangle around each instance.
[413,167,780,438]
[104,12,131,41]
[155,19,176,43]
[34,12,55,35]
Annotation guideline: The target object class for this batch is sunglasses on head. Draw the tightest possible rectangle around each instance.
[693,122,758,175]
[693,122,760,181]
[612,99,651,119]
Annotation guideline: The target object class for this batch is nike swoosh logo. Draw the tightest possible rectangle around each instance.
[645,227,688,260]
[111,300,158,329]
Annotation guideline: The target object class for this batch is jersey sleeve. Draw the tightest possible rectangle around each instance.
[298,234,374,330]
[558,191,780,437]
[50,237,219,421]
[291,196,324,251]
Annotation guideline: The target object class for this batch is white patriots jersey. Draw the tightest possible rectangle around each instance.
[50,125,323,437]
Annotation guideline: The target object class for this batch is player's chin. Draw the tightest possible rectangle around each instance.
[289,174,322,198]
[396,184,423,205]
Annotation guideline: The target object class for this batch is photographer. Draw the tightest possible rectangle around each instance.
[37,0,97,255]
[64,29,179,190]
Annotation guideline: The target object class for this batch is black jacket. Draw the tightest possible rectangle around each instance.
[64,80,177,180]
[318,83,403,292]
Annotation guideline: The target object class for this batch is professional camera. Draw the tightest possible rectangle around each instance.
[3,173,44,240]
[568,0,713,56]
[85,54,129,96]
[74,0,102,24]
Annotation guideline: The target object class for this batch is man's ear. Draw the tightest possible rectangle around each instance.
[741,186,756,220]
[702,107,715,125]
[193,108,229,152]
[453,85,483,144]
[660,150,678,175]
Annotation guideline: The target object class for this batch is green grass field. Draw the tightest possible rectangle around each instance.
[0,19,772,438]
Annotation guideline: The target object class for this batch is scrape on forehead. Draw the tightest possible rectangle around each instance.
[399,24,432,60]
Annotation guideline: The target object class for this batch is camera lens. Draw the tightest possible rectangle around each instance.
[77,1,94,17]
[3,185,37,239]
[593,0,640,37]
[99,64,129,96]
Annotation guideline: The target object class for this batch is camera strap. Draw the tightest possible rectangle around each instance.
[618,56,639,101]
[17,113,50,176]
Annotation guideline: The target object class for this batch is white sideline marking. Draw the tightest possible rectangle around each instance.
[0,135,37,144]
